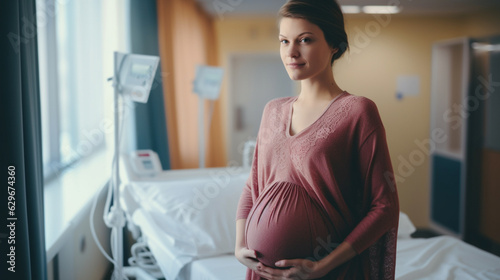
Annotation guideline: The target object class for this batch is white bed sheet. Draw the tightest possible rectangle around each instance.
[395,236,500,279]
[147,235,500,280]
[183,254,245,280]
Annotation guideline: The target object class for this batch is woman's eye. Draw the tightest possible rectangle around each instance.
[280,39,289,44]
[300,37,311,43]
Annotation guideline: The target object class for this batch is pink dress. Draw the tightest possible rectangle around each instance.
[236,92,400,279]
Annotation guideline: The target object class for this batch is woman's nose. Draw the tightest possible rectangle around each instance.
[287,43,299,58]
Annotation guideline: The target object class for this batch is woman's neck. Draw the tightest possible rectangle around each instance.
[298,69,343,103]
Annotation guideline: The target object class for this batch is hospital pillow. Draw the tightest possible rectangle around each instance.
[130,172,249,258]
[398,212,417,239]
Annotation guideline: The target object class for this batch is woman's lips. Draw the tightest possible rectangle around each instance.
[287,63,305,69]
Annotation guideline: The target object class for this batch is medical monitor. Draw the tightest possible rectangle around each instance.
[116,52,160,103]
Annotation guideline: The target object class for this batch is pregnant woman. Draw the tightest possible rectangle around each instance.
[234,0,400,279]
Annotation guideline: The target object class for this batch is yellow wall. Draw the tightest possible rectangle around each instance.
[215,9,500,227]
[460,9,500,38]
[214,17,282,156]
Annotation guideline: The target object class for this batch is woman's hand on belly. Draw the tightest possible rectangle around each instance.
[235,246,258,268]
[235,246,288,279]
[255,258,325,280]
[256,241,358,279]
[235,246,270,278]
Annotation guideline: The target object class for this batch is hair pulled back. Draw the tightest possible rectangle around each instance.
[279,0,349,64]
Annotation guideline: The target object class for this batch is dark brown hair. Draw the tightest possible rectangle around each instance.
[278,0,349,65]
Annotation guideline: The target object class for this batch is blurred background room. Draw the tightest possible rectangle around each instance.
[2,0,499,279]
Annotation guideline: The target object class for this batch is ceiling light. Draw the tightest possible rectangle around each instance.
[472,43,500,52]
[362,5,401,14]
[341,5,361,14]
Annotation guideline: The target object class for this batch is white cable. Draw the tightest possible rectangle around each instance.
[127,242,163,278]
[129,242,158,269]
[89,181,116,265]
[103,171,114,226]
[90,135,119,265]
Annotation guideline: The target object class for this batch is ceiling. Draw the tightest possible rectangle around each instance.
[196,0,500,18]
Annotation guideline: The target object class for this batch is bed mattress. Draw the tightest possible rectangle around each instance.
[395,236,500,279]
[172,236,500,280]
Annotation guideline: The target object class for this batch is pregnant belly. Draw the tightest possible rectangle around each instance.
[245,181,336,268]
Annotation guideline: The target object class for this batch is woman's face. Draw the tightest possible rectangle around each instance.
[279,17,336,81]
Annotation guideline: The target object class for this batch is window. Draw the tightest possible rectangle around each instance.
[37,0,129,181]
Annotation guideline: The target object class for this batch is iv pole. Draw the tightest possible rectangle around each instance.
[193,65,224,168]
[105,52,159,280]
[110,51,126,280]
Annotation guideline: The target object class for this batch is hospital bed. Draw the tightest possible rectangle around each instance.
[120,152,500,280]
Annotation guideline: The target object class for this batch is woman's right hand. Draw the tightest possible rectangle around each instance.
[236,246,275,279]
[235,219,265,274]
[235,246,260,270]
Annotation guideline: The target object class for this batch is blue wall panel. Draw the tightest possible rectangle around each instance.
[431,155,462,234]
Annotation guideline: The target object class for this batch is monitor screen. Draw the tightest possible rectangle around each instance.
[132,63,150,76]
[141,159,154,170]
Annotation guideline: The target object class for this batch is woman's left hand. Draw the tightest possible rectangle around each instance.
[254,259,326,280]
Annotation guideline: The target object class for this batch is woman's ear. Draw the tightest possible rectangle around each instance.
[331,47,339,55]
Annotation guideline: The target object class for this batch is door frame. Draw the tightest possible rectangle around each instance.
[226,52,297,165]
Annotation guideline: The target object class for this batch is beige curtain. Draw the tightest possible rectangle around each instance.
[157,0,226,169]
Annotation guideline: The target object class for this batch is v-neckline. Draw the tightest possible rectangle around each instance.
[286,91,346,138]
